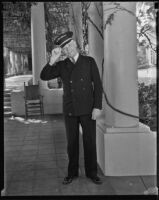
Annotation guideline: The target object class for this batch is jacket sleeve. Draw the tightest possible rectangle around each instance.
[40,61,62,81]
[90,57,103,110]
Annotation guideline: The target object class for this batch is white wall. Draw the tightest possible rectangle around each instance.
[11,89,63,116]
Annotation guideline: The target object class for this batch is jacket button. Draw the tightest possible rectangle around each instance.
[71,89,74,93]
[68,113,72,116]
[70,80,72,83]
[80,78,83,81]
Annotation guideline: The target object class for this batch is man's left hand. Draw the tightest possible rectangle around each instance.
[91,108,101,120]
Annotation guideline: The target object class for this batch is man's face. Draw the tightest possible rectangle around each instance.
[62,40,77,58]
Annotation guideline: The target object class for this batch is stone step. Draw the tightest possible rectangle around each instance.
[4,101,11,106]
[4,89,12,93]
[4,97,11,102]
[4,106,12,112]
[4,93,11,98]
[4,111,13,117]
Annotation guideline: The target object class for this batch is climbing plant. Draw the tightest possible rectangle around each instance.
[136,2,156,52]
[81,2,157,51]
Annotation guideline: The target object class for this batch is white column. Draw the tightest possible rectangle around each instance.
[95,2,156,176]
[69,2,83,50]
[88,2,104,77]
[30,2,63,115]
[103,2,139,127]
[11,5,48,117]
[31,2,46,87]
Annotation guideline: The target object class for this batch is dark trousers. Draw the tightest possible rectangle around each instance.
[64,114,97,177]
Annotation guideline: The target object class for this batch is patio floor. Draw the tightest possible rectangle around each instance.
[3,114,157,196]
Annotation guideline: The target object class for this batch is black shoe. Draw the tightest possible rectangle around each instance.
[62,175,78,185]
[87,175,102,184]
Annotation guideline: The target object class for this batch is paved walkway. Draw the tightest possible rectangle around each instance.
[3,114,157,196]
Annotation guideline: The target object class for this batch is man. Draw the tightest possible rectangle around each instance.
[40,31,103,184]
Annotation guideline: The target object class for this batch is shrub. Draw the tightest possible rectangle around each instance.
[138,82,156,131]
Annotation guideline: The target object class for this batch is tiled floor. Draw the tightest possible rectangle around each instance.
[3,114,157,196]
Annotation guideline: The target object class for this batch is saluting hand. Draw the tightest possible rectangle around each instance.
[91,108,101,120]
[49,47,62,65]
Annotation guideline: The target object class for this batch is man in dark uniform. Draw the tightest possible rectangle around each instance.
[40,31,103,184]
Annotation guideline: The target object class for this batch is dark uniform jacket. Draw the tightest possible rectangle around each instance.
[40,54,102,116]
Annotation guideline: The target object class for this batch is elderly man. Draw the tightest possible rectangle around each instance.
[40,31,103,184]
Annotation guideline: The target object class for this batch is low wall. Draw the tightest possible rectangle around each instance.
[11,88,63,116]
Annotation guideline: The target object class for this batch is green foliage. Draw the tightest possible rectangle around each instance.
[138,82,156,131]
[3,2,156,53]
[44,2,70,53]
[82,2,90,49]
[81,2,156,53]
[2,2,37,31]
[136,2,156,52]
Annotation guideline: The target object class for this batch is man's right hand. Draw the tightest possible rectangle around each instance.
[49,47,62,65]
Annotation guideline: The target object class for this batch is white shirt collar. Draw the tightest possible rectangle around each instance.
[74,53,79,62]
[69,52,79,63]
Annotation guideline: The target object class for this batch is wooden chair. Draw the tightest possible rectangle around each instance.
[24,81,44,119]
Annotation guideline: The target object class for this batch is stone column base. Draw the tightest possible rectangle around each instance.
[96,117,156,176]
[1,189,6,196]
